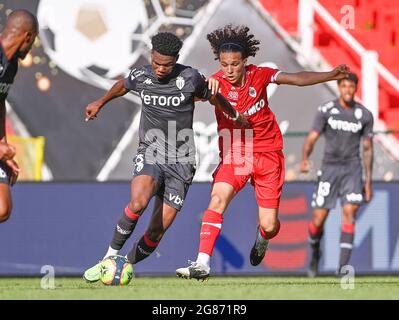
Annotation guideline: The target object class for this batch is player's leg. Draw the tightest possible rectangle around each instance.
[83,159,161,282]
[0,184,12,223]
[307,165,338,277]
[249,151,284,266]
[128,166,192,264]
[308,208,329,277]
[0,162,12,223]
[127,195,177,264]
[106,175,159,257]
[338,204,359,273]
[249,207,280,266]
[176,160,250,279]
[337,162,363,273]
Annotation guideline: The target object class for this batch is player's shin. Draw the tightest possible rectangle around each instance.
[126,232,159,264]
[197,210,224,269]
[339,223,355,271]
[107,206,140,258]
[308,221,323,251]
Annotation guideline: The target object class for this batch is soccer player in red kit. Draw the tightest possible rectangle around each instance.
[176,24,351,280]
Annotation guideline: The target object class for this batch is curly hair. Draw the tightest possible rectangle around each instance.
[207,24,260,60]
[151,32,183,57]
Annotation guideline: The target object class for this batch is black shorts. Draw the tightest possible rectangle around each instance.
[311,161,364,209]
[132,153,195,211]
[0,161,10,185]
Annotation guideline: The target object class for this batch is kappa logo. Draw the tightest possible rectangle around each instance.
[0,168,6,178]
[176,76,185,90]
[330,108,340,114]
[249,87,257,98]
[0,82,11,94]
[130,68,145,80]
[169,193,184,206]
[143,78,153,85]
[117,225,132,235]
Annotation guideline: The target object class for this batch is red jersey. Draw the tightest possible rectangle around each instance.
[213,64,283,154]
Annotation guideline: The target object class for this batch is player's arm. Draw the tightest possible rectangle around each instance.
[0,99,19,185]
[85,79,128,121]
[209,93,249,128]
[275,64,350,86]
[362,137,373,202]
[300,130,321,173]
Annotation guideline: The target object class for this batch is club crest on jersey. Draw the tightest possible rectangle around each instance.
[249,87,256,98]
[176,76,185,90]
[354,108,363,119]
[228,91,239,100]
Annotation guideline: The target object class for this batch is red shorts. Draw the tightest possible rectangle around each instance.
[212,150,285,208]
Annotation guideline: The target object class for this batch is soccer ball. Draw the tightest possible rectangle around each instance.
[100,255,134,286]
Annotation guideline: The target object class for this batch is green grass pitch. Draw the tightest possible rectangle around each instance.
[1,276,399,299]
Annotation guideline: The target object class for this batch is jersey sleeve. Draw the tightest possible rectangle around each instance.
[124,68,142,91]
[258,66,281,85]
[192,70,212,100]
[362,111,374,139]
[311,107,327,133]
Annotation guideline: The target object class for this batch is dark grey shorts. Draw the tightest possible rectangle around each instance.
[0,161,10,185]
[311,161,364,209]
[132,153,195,211]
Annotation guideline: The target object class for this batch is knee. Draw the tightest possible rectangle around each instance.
[128,199,147,215]
[259,219,280,239]
[0,206,12,223]
[208,192,228,213]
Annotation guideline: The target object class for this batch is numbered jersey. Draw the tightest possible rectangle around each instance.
[212,64,282,154]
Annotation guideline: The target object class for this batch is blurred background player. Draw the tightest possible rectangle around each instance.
[300,73,374,277]
[0,9,38,223]
[83,32,246,282]
[176,24,351,280]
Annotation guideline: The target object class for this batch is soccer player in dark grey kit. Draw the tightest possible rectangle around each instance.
[300,73,374,277]
[83,32,247,282]
[0,10,38,223]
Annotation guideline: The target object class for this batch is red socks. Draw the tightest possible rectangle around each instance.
[198,210,224,256]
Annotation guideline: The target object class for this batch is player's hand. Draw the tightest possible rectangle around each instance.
[208,77,220,95]
[364,181,372,203]
[6,159,19,186]
[331,64,351,80]
[235,113,250,128]
[0,142,16,161]
[300,159,310,173]
[85,101,103,122]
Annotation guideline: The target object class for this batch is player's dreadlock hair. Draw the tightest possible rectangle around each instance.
[151,32,183,57]
[207,24,260,60]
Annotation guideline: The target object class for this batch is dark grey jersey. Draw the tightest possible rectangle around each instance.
[0,43,18,101]
[312,99,374,164]
[124,64,211,165]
